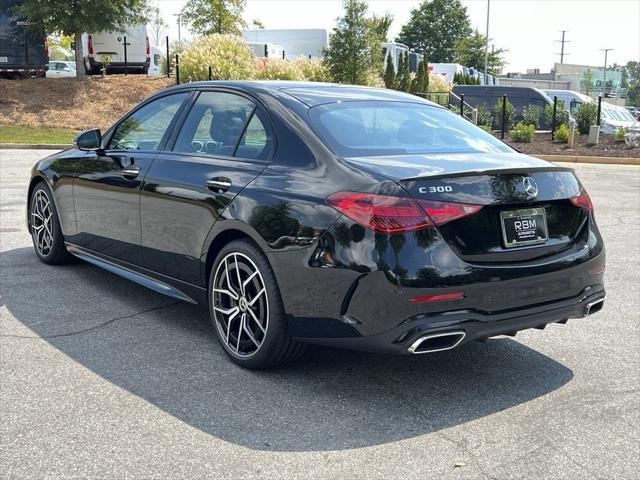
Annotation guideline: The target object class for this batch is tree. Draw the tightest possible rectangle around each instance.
[251,19,265,29]
[398,52,411,92]
[181,0,247,36]
[15,0,147,79]
[48,33,74,61]
[148,2,168,47]
[410,57,426,93]
[396,0,471,63]
[454,29,506,74]
[582,67,595,96]
[383,53,396,89]
[323,0,388,85]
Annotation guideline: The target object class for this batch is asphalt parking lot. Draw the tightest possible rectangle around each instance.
[1,149,639,479]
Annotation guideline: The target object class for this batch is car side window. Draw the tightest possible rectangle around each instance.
[109,93,188,151]
[173,91,272,160]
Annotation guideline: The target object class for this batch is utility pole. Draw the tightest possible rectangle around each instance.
[483,0,490,85]
[555,30,570,64]
[173,13,182,50]
[601,48,613,97]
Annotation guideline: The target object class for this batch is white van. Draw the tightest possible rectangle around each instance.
[247,42,285,59]
[543,90,593,116]
[382,42,409,71]
[81,24,149,75]
[428,63,464,83]
[147,46,162,76]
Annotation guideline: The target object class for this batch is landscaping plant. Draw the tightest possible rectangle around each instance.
[179,34,255,82]
[522,105,543,128]
[511,123,535,142]
[493,97,514,131]
[575,102,598,135]
[554,123,569,143]
[544,100,570,129]
[615,127,628,142]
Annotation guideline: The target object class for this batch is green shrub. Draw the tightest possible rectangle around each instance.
[554,123,569,143]
[522,105,543,128]
[478,124,492,133]
[477,106,492,126]
[615,127,628,142]
[511,122,535,142]
[179,34,255,82]
[292,57,330,82]
[255,58,302,80]
[493,97,514,130]
[544,100,570,129]
[575,102,598,135]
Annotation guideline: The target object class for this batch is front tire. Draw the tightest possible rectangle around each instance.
[29,182,72,265]
[208,239,306,369]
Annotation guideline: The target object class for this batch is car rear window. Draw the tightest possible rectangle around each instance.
[308,101,512,157]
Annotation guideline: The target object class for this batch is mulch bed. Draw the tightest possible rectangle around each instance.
[495,132,640,158]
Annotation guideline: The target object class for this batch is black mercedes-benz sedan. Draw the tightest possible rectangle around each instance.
[27,81,606,369]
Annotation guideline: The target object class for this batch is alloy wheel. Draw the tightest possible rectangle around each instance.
[212,252,269,357]
[31,189,54,256]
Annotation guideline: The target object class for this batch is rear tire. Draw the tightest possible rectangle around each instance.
[208,239,306,369]
[29,182,73,265]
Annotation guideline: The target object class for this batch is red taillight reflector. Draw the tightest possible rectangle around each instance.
[146,35,150,56]
[590,265,605,275]
[88,34,94,55]
[417,200,482,226]
[327,192,431,233]
[44,37,49,58]
[569,189,593,211]
[327,192,482,233]
[409,292,465,303]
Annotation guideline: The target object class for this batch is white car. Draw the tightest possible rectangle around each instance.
[46,61,76,78]
[600,104,640,134]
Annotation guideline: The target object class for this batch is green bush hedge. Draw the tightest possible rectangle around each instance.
[554,123,569,143]
[179,34,255,82]
[575,102,598,135]
[511,122,535,142]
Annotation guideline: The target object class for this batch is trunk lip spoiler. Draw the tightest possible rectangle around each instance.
[399,165,576,182]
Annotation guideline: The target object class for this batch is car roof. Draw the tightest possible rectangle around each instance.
[161,80,435,107]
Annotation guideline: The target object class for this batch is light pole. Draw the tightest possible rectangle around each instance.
[600,48,613,98]
[173,13,182,50]
[483,0,491,85]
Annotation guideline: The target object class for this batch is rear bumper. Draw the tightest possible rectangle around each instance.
[300,287,605,354]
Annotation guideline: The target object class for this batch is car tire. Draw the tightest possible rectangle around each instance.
[29,182,73,265]
[208,239,306,369]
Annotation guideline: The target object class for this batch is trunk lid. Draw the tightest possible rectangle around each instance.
[343,152,587,263]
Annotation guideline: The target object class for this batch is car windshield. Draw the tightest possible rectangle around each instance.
[308,101,512,157]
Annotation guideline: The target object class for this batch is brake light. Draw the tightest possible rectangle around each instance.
[417,200,482,226]
[409,292,465,303]
[88,34,93,55]
[569,189,593,211]
[326,192,481,233]
[146,35,150,56]
[44,37,49,59]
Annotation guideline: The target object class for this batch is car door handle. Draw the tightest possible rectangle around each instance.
[122,165,140,179]
[206,178,232,192]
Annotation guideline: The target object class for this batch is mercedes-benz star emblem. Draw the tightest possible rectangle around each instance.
[522,177,538,197]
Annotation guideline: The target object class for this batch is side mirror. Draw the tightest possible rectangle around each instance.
[75,129,102,151]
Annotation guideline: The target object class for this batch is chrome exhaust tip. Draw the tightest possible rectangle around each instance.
[408,331,466,354]
[584,298,604,316]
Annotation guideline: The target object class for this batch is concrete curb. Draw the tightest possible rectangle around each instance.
[0,143,72,150]
[534,154,640,166]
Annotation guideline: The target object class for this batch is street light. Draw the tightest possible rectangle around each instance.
[600,48,613,98]
[483,0,491,85]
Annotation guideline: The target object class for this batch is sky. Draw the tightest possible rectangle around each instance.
[154,0,640,73]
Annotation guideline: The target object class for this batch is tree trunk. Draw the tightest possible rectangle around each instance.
[74,31,86,80]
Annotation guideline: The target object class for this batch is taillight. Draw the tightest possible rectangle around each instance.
[88,35,94,55]
[146,35,150,56]
[44,37,49,59]
[409,292,464,303]
[327,192,481,233]
[569,189,593,211]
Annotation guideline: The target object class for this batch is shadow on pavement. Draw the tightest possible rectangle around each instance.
[1,246,574,452]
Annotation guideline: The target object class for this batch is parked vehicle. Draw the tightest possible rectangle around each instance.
[81,24,149,75]
[382,42,409,71]
[453,85,553,125]
[46,60,76,78]
[408,51,423,73]
[543,89,592,116]
[0,0,48,78]
[428,63,464,83]
[147,46,162,76]
[600,103,640,134]
[247,41,285,59]
[28,81,605,369]
[243,29,327,59]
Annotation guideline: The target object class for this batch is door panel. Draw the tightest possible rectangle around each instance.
[72,92,189,265]
[140,90,275,285]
